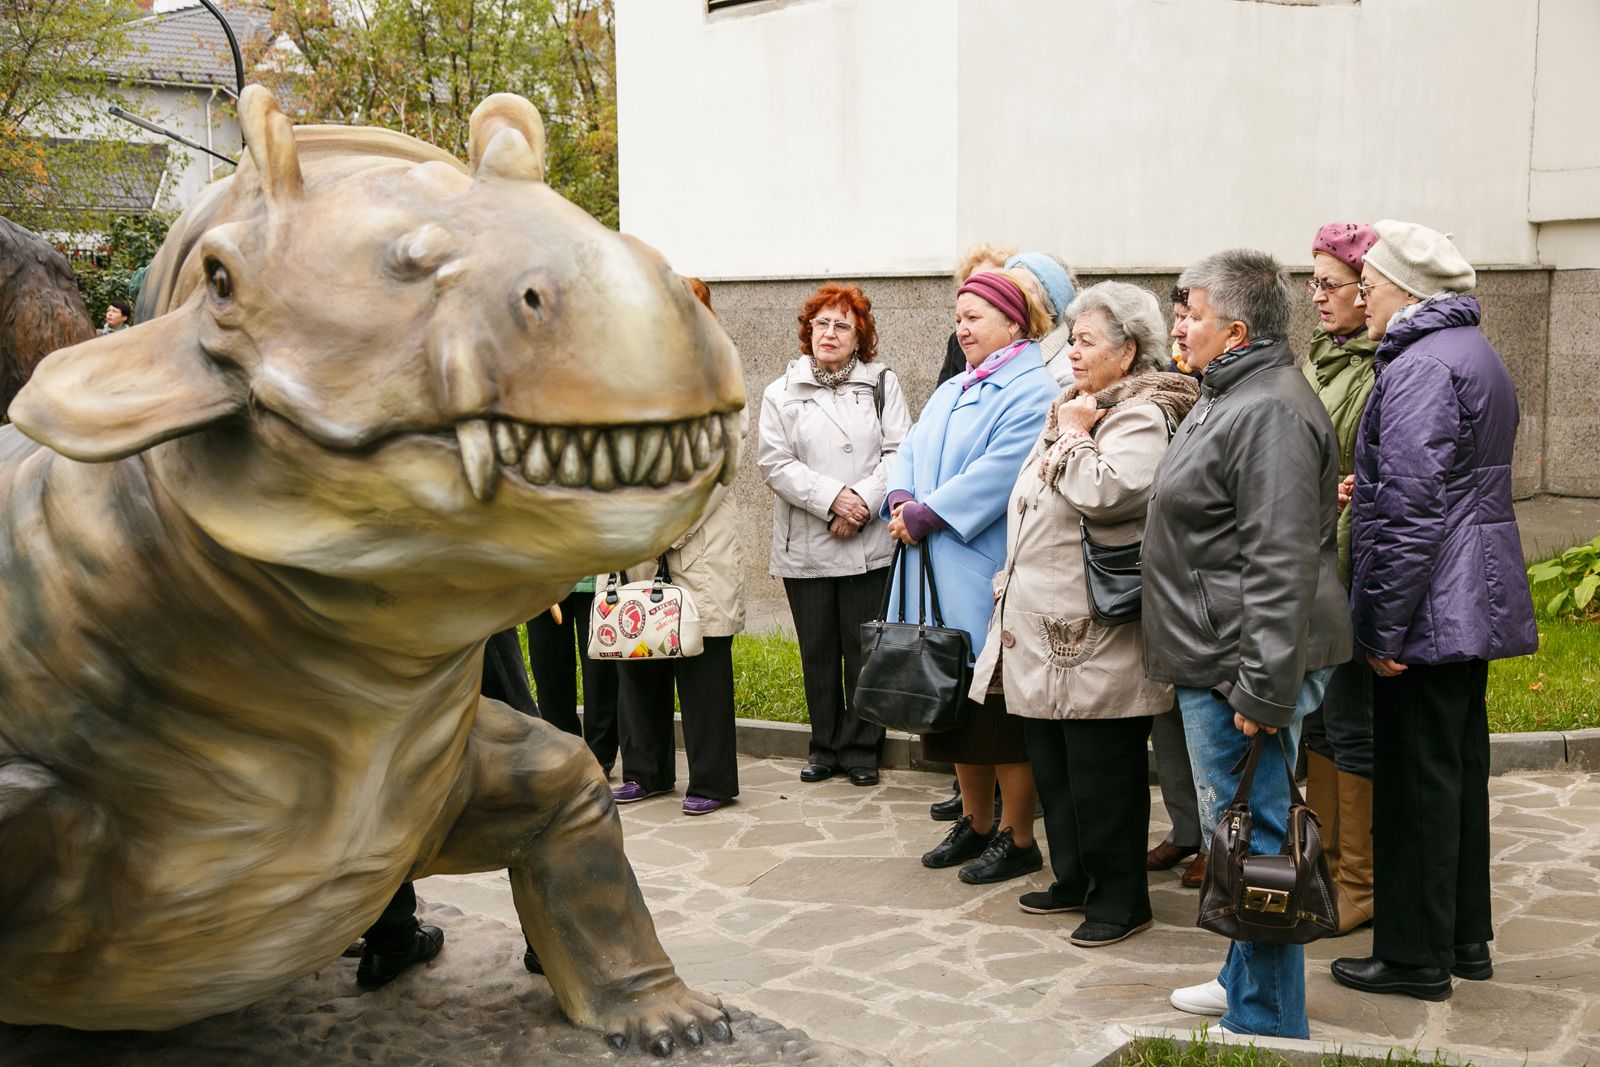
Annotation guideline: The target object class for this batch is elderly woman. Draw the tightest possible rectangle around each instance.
[1298,222,1382,936]
[1143,250,1351,1038]
[1004,252,1078,385]
[973,282,1198,945]
[1332,222,1537,1001]
[885,270,1060,884]
[937,243,1017,386]
[757,283,912,786]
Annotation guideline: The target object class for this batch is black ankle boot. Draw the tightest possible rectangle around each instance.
[1452,942,1492,981]
[356,924,445,989]
[921,815,993,868]
[958,827,1043,885]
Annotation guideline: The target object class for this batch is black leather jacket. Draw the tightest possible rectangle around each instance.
[1141,340,1352,727]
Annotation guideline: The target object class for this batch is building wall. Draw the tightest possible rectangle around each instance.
[141,84,241,210]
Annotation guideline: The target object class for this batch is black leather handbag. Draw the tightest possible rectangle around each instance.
[854,542,973,735]
[1079,517,1143,625]
[1197,731,1339,944]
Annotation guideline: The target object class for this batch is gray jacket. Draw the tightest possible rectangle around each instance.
[1141,341,1352,728]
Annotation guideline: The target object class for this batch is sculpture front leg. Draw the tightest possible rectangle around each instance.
[422,697,730,1056]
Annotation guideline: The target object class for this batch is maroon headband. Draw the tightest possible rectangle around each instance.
[957,271,1029,330]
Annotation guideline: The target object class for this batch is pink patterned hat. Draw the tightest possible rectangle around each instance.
[1312,222,1378,274]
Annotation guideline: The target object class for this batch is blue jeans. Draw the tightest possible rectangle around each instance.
[1177,667,1334,1040]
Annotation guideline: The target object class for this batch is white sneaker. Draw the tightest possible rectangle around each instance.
[1170,978,1228,1016]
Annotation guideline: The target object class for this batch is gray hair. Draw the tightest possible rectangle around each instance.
[1065,281,1171,374]
[1177,248,1292,343]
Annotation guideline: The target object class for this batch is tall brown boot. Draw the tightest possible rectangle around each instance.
[1304,750,1341,879]
[1334,769,1375,934]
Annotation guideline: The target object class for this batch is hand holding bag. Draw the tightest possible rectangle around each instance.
[1197,731,1339,944]
[854,542,973,735]
[1079,516,1143,625]
[587,558,704,661]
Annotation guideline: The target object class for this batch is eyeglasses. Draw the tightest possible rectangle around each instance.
[811,317,856,336]
[1306,278,1358,296]
[1355,280,1390,301]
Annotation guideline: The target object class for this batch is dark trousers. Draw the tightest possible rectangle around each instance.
[1301,657,1374,777]
[617,635,739,802]
[1023,714,1154,927]
[363,874,418,951]
[1372,659,1493,969]
[783,569,889,771]
[526,590,621,769]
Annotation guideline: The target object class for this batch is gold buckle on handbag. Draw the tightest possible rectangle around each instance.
[1243,887,1289,914]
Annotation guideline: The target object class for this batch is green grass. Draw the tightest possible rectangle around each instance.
[1487,612,1600,733]
[730,631,808,723]
[1118,1029,1480,1067]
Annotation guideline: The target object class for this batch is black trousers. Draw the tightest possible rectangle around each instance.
[1372,659,1493,969]
[784,569,889,771]
[526,590,621,768]
[617,635,739,802]
[1023,714,1153,927]
[1301,657,1374,777]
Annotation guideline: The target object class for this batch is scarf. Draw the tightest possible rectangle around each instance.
[1037,371,1202,489]
[810,356,858,390]
[1201,336,1278,379]
[961,339,1029,391]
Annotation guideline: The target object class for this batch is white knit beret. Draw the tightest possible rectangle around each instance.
[1364,220,1477,298]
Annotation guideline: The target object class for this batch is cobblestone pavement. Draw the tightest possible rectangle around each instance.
[420,758,1600,1067]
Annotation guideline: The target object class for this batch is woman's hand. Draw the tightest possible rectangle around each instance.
[1367,654,1407,678]
[831,487,870,526]
[829,515,860,539]
[886,502,918,546]
[1057,393,1104,436]
[1337,474,1355,513]
[1233,712,1275,737]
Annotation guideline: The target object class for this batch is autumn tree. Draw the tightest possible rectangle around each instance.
[252,0,617,227]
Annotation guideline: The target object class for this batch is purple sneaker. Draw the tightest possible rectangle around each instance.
[612,782,664,804]
[681,795,724,816]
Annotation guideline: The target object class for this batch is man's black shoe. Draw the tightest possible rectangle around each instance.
[356,924,445,989]
[958,828,1043,885]
[1452,942,1493,981]
[799,763,835,783]
[848,767,879,787]
[1331,955,1452,1001]
[921,815,994,868]
[929,792,964,821]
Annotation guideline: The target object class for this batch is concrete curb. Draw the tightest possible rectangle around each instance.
[1053,1023,1556,1067]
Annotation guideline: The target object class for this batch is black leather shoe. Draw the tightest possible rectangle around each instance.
[357,924,445,989]
[921,815,994,868]
[958,828,1044,885]
[799,763,835,783]
[1453,942,1493,981]
[1331,955,1452,1001]
[847,767,879,787]
[929,791,963,820]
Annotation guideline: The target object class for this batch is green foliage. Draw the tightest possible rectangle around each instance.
[249,0,617,227]
[730,632,808,724]
[1117,1028,1479,1067]
[1526,535,1600,620]
[0,0,156,232]
[71,211,171,325]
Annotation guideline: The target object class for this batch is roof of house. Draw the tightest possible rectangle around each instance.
[34,138,173,214]
[109,2,272,88]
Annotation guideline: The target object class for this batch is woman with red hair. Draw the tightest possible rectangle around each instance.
[757,283,911,785]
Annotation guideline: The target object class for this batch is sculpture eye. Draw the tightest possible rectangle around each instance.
[207,261,233,302]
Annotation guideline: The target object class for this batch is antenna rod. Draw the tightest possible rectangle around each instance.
[109,106,238,166]
[196,0,246,100]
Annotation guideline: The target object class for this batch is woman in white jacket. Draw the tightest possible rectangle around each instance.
[757,283,912,786]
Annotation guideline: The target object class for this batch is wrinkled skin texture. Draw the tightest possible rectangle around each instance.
[0,217,95,417]
[0,87,743,1055]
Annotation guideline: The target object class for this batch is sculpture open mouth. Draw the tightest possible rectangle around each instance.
[452,411,742,502]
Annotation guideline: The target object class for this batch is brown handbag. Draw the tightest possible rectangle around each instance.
[1197,731,1339,944]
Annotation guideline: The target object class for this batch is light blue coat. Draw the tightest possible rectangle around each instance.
[881,344,1059,663]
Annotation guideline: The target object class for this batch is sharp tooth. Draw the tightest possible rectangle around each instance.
[611,427,640,484]
[719,412,742,486]
[557,437,588,487]
[673,424,695,482]
[637,426,665,480]
[691,419,712,468]
[511,423,531,451]
[492,420,521,465]
[455,419,498,501]
[544,426,567,457]
[648,441,673,486]
[521,431,552,484]
[590,431,616,491]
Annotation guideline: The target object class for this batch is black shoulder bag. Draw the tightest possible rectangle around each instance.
[854,542,973,735]
[1079,517,1143,625]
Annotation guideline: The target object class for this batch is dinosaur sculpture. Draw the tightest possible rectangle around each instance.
[0,216,95,418]
[0,86,745,1057]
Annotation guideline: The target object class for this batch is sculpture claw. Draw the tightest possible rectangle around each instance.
[606,1033,628,1051]
[649,1034,675,1058]
[710,1016,733,1043]
[682,1023,704,1047]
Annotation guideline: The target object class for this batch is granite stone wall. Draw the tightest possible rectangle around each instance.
[710,268,1586,620]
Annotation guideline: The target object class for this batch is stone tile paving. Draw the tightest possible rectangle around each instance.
[420,758,1600,1067]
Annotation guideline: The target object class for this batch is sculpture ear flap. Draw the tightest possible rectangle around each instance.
[238,84,303,207]
[468,94,545,182]
[8,309,246,462]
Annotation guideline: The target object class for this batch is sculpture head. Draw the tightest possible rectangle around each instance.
[10,88,743,643]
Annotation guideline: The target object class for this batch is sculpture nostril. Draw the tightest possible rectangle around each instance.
[523,288,541,313]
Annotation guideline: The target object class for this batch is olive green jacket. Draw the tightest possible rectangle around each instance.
[1302,325,1378,582]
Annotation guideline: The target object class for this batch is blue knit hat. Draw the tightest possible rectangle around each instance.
[1005,253,1076,321]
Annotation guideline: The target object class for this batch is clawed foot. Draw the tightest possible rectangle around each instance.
[599,984,733,1057]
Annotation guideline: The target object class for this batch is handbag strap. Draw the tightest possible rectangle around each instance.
[603,572,620,605]
[1224,730,1304,810]
[649,555,671,603]
[919,543,947,628]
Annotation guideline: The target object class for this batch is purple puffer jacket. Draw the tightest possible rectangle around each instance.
[1349,295,1537,664]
